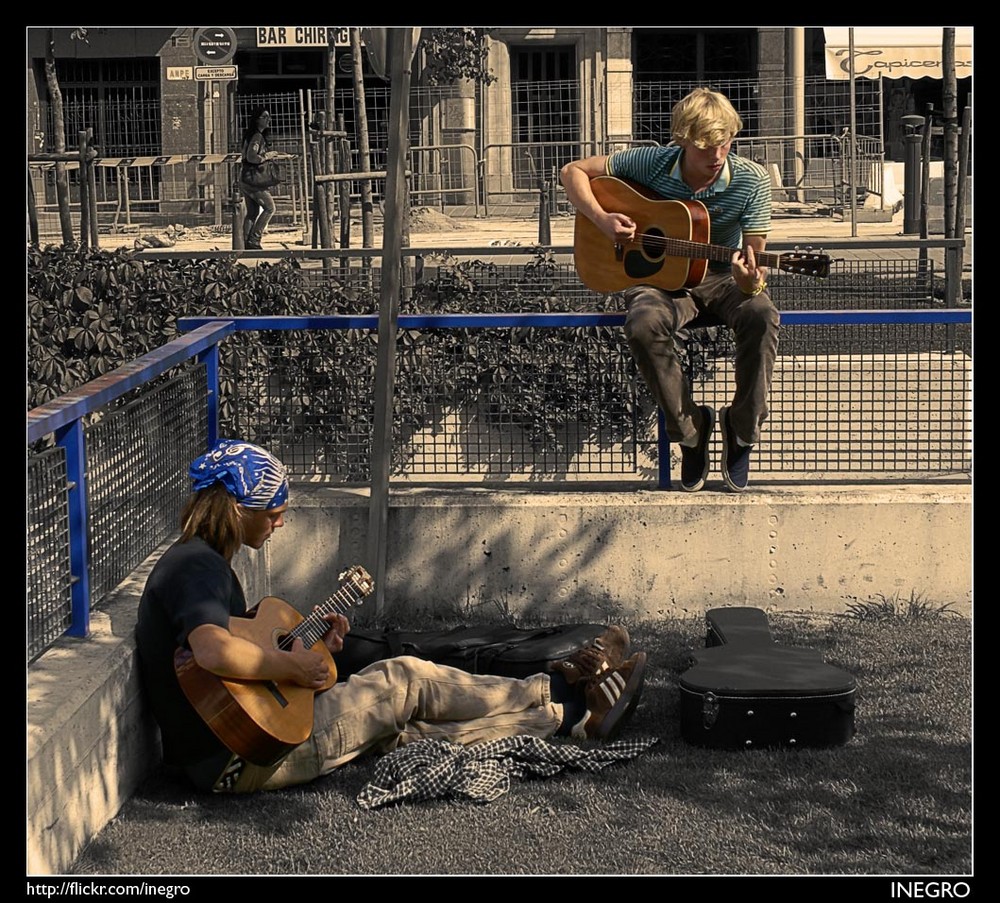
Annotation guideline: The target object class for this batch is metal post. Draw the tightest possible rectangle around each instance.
[231,184,245,251]
[901,115,926,235]
[56,419,91,637]
[198,342,221,446]
[538,179,551,245]
[656,409,673,490]
[78,131,90,248]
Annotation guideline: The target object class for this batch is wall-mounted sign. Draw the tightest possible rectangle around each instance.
[166,67,194,81]
[195,65,238,81]
[255,26,349,48]
[193,27,238,65]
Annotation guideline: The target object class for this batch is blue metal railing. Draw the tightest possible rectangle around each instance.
[27,322,232,638]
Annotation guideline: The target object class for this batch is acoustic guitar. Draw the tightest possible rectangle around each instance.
[573,175,831,293]
[174,565,375,766]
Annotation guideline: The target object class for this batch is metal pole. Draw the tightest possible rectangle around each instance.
[78,131,90,248]
[790,27,806,203]
[902,115,926,235]
[367,28,419,619]
[57,419,91,637]
[848,28,857,236]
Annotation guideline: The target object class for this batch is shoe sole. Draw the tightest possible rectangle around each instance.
[719,407,748,493]
[595,652,648,741]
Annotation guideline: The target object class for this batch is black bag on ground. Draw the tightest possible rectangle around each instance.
[679,607,856,750]
[336,623,610,680]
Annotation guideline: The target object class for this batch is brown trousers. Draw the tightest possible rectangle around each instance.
[623,272,780,445]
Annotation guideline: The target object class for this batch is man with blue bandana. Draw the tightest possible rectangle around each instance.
[136,439,648,793]
[562,88,780,492]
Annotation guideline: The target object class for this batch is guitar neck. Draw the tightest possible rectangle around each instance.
[279,583,366,651]
[652,234,782,269]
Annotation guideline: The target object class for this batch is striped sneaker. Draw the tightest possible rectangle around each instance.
[571,652,648,741]
[550,625,631,685]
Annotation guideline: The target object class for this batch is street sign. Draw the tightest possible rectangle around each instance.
[195,65,238,81]
[166,67,194,81]
[193,27,238,65]
[255,26,348,48]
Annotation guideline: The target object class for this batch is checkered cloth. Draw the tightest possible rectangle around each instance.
[356,735,659,809]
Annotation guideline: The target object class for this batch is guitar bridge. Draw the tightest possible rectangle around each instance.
[265,681,290,708]
[613,242,624,262]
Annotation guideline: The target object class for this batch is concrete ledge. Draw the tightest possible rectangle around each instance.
[27,481,970,874]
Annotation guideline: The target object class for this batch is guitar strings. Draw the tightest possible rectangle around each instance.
[279,579,370,650]
[628,231,782,266]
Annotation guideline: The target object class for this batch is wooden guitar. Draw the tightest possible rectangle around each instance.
[573,175,831,293]
[174,564,375,766]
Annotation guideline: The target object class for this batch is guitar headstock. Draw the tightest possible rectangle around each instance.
[339,565,375,601]
[778,248,831,279]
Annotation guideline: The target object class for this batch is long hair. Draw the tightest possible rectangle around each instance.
[179,483,246,561]
[241,105,271,148]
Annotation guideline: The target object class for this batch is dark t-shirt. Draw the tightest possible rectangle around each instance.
[135,537,248,766]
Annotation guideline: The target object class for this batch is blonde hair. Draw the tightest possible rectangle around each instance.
[179,483,247,561]
[671,88,743,148]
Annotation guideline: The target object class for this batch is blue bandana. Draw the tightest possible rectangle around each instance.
[189,440,289,510]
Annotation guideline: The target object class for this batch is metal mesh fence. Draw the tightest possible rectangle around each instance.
[27,446,73,664]
[633,75,882,143]
[218,302,970,484]
[39,58,163,157]
[31,73,892,243]
[224,331,378,482]
[687,321,971,477]
[223,324,643,483]
[84,367,208,602]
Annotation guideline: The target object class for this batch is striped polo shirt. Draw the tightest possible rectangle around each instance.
[606,145,771,267]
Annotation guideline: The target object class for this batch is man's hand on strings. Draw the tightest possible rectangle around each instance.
[600,211,637,244]
[316,610,351,655]
[732,244,768,296]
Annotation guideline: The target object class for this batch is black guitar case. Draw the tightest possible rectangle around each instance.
[335,623,612,681]
[679,607,856,750]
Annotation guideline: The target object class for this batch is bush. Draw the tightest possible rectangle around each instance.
[28,245,711,473]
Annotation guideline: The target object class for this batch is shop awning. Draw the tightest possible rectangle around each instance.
[823,26,973,80]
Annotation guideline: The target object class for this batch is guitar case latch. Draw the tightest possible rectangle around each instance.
[702,691,720,730]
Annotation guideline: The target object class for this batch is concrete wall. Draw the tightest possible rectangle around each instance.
[269,484,972,623]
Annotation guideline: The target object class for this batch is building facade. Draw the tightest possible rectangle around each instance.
[27,26,968,228]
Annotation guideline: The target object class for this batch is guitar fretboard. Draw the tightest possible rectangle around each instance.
[277,571,372,651]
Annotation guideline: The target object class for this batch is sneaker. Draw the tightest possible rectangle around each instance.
[571,652,648,741]
[720,406,752,492]
[550,625,631,685]
[680,405,715,492]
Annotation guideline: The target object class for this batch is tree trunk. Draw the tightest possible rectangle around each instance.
[350,28,375,250]
[44,29,74,246]
[942,28,958,240]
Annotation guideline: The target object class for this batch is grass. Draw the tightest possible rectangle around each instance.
[69,605,971,878]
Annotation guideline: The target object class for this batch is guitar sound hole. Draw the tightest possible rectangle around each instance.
[641,228,665,260]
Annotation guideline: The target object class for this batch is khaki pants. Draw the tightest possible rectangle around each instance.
[201,656,562,793]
